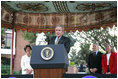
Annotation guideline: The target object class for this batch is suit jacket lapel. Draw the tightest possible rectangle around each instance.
[58,36,64,44]
[53,36,56,44]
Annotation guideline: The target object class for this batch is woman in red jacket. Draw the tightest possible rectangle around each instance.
[102,44,117,74]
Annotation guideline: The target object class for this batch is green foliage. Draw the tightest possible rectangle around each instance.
[1,64,22,75]
[69,49,78,64]
[63,32,76,47]
[21,31,37,45]
[69,62,76,66]
[13,70,22,75]
[45,32,55,43]
[69,27,117,65]
[1,64,10,75]
[78,43,92,63]
[1,28,7,43]
[78,27,117,51]
[69,43,92,65]
[86,68,90,74]
[1,28,7,36]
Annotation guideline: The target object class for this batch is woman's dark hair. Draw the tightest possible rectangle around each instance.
[24,45,32,52]
[105,44,114,54]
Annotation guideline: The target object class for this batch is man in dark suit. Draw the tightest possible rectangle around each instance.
[48,25,70,53]
[87,44,103,74]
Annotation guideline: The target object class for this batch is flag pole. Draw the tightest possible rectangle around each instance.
[10,29,14,75]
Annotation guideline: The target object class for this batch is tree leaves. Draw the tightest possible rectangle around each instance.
[69,27,117,65]
[21,31,36,45]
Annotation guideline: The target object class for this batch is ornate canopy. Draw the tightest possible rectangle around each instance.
[1,1,117,33]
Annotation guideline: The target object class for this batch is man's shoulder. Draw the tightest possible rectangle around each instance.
[98,51,103,54]
[50,36,56,39]
[89,53,93,56]
[62,36,70,40]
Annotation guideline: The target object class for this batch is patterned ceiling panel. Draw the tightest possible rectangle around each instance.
[1,1,117,33]
[1,6,13,23]
[1,1,117,13]
[16,3,48,12]
[13,8,116,30]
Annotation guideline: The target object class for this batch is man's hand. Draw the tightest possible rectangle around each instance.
[93,68,97,72]
[90,68,97,73]
[90,68,94,72]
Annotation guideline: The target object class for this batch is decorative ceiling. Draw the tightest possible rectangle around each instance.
[1,1,117,33]
[1,1,117,13]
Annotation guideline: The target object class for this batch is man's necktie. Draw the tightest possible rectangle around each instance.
[55,38,59,45]
[93,52,96,56]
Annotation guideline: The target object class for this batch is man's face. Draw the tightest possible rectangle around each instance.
[92,44,98,52]
[55,27,64,37]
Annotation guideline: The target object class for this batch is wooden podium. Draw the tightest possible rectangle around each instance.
[34,68,66,78]
[30,44,68,78]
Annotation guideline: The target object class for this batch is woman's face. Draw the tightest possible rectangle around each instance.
[105,45,111,53]
[26,47,31,54]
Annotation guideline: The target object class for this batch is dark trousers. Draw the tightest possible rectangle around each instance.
[107,65,110,72]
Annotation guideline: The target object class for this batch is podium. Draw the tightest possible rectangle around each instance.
[30,44,69,78]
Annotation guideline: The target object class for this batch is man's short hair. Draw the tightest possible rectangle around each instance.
[93,43,99,46]
[93,43,99,48]
[55,25,64,31]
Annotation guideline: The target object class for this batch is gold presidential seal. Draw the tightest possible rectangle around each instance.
[41,47,54,60]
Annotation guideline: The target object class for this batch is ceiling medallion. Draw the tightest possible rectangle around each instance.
[17,3,48,12]
[76,3,111,12]
[23,15,31,24]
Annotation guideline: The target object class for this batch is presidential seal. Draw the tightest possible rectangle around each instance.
[41,47,54,60]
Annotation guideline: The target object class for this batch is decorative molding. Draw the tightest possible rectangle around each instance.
[1,5,117,33]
